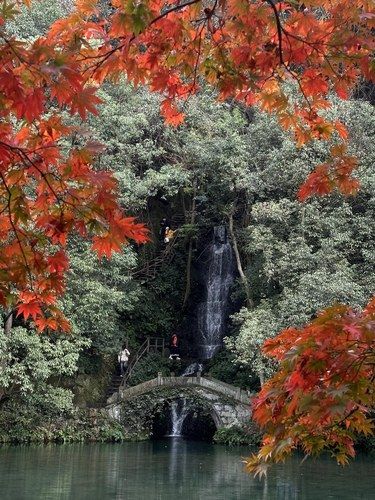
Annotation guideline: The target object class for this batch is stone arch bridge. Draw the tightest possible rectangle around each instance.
[106,374,252,431]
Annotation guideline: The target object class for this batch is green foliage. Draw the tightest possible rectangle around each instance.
[127,262,186,341]
[0,326,87,403]
[0,407,126,444]
[128,353,172,386]
[226,304,279,381]
[228,98,375,381]
[91,82,189,211]
[6,0,72,38]
[206,350,259,391]
[0,325,90,443]
[73,356,114,406]
[213,423,262,447]
[61,238,140,355]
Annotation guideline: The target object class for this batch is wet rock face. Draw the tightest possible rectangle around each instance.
[152,401,170,439]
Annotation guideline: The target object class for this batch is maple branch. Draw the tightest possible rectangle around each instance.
[0,171,33,288]
[263,0,345,112]
[0,33,28,65]
[328,405,360,430]
[84,0,203,75]
[0,141,64,210]
[264,0,314,115]
[265,0,285,67]
[281,28,343,80]
[0,141,107,227]
[148,0,202,28]
[189,18,206,94]
[282,17,355,51]
[0,33,44,80]
[0,140,109,240]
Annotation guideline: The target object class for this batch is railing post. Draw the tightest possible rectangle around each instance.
[157,371,162,385]
[197,371,201,384]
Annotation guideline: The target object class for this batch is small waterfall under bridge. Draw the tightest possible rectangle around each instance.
[168,399,189,437]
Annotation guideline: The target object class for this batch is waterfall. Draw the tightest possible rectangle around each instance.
[197,226,234,359]
[182,362,203,377]
[168,399,189,437]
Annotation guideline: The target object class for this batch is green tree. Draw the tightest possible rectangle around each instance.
[228,98,375,384]
[0,326,87,413]
[62,238,140,354]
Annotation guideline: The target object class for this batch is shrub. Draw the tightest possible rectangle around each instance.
[213,423,262,447]
[128,353,172,386]
[206,350,260,391]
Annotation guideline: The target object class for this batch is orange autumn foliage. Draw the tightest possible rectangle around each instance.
[246,300,375,476]
[0,0,371,328]
[0,0,149,330]
[48,0,374,194]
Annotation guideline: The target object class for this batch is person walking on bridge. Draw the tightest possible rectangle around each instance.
[118,343,130,376]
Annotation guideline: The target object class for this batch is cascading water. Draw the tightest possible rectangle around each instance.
[182,362,203,377]
[197,226,234,359]
[168,399,189,437]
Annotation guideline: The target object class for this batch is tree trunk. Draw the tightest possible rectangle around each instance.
[0,310,13,401]
[228,207,253,309]
[180,188,187,219]
[182,180,197,309]
[258,368,265,387]
[4,311,13,336]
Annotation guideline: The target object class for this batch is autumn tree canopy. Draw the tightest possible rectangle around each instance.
[49,0,374,193]
[0,0,373,324]
[0,0,150,329]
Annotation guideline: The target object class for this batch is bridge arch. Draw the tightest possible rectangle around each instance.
[106,375,252,440]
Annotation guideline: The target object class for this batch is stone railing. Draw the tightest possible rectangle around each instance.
[106,373,252,406]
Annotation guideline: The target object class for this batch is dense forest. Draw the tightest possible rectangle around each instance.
[0,1,374,472]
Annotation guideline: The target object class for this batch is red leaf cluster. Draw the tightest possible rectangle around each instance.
[246,300,375,476]
[298,145,359,201]
[0,2,149,330]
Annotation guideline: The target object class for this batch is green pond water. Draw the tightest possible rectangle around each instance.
[0,439,374,499]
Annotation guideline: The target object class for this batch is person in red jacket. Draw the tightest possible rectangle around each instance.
[169,334,180,360]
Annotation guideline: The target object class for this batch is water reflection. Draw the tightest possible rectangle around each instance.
[0,440,373,499]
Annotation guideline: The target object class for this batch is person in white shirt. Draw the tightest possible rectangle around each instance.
[118,344,130,376]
